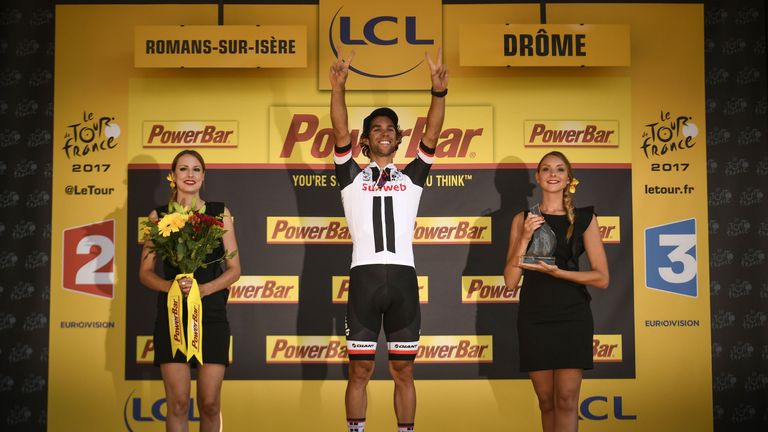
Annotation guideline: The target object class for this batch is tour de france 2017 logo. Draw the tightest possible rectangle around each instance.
[645,218,698,297]
[640,110,698,160]
[62,111,121,159]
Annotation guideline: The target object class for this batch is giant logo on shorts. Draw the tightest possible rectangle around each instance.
[644,218,697,297]
[62,220,115,299]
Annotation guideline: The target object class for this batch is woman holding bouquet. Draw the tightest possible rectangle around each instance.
[139,149,240,432]
[503,151,609,432]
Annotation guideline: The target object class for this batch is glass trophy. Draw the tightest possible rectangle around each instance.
[521,204,557,265]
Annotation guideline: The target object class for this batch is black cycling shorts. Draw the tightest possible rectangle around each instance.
[345,264,421,361]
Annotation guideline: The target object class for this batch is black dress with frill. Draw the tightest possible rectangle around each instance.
[518,206,595,372]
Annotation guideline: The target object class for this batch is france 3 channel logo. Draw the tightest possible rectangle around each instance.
[644,218,697,297]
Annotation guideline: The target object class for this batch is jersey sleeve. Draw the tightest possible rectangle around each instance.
[401,141,435,188]
[334,143,361,190]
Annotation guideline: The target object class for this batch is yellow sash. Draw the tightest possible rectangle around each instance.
[167,273,204,364]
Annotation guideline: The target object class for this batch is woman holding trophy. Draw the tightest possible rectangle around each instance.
[504,151,609,432]
[139,149,240,432]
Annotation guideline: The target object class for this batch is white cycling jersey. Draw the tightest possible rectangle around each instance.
[334,142,435,268]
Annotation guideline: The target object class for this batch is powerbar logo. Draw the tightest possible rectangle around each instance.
[593,334,622,362]
[266,336,348,363]
[265,335,493,363]
[461,276,519,303]
[267,217,350,243]
[524,121,618,147]
[332,276,428,304]
[414,217,491,243]
[136,336,154,364]
[596,216,620,244]
[416,336,493,363]
[136,335,233,364]
[266,217,491,244]
[142,121,237,148]
[228,276,299,303]
[269,106,493,164]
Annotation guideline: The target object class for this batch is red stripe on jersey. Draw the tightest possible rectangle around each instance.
[335,147,352,157]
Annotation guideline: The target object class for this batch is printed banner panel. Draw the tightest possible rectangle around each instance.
[124,167,634,380]
[459,24,630,67]
[50,3,709,431]
[135,25,307,68]
[318,0,443,90]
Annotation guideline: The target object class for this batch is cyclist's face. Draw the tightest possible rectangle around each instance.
[366,116,398,157]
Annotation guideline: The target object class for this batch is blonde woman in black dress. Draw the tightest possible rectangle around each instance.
[139,150,241,432]
[504,151,609,432]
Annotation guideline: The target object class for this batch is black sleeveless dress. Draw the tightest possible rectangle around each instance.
[518,206,595,372]
[152,201,231,366]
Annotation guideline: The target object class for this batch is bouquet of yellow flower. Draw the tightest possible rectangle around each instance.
[141,200,236,363]
[141,200,236,273]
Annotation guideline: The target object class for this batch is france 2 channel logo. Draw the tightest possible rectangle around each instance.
[62,219,115,299]
[644,218,698,297]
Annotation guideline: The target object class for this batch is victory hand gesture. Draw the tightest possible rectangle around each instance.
[426,47,448,92]
[329,49,355,90]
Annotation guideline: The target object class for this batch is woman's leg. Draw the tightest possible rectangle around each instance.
[529,370,555,432]
[552,368,583,432]
[196,363,226,432]
[160,363,192,432]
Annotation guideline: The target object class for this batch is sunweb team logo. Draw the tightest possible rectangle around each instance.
[644,218,698,297]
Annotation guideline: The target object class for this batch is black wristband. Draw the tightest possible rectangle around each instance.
[431,88,448,98]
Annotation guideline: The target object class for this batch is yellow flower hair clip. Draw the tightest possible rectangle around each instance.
[166,173,176,190]
[568,177,579,194]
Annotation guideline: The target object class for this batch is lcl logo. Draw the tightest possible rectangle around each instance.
[328,6,435,78]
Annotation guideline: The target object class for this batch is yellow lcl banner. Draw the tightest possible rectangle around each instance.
[135,25,307,68]
[318,0,442,90]
[459,24,630,67]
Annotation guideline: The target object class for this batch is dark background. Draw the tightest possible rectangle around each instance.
[124,167,633,380]
[0,0,765,430]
